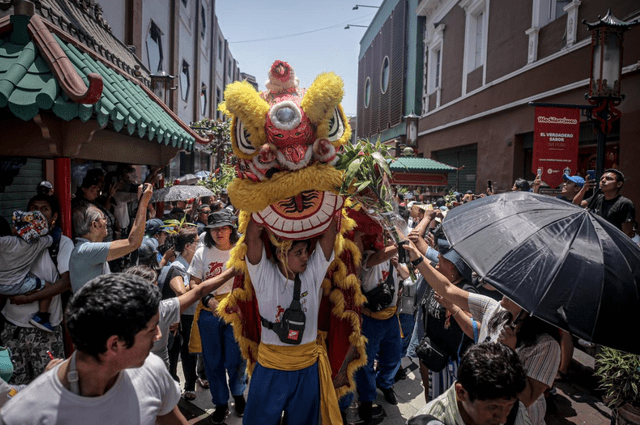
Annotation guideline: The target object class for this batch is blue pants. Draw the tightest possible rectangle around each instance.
[399,313,416,358]
[198,310,247,406]
[244,361,320,425]
[355,314,402,402]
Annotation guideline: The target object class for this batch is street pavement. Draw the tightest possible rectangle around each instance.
[176,347,611,424]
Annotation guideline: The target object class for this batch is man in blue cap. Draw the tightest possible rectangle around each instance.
[559,174,584,203]
[135,218,174,268]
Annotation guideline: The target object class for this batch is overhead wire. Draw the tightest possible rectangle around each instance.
[229,13,376,44]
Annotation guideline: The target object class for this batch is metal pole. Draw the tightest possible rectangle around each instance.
[595,103,607,181]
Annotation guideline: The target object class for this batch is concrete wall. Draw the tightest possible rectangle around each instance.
[177,0,196,122]
[99,0,127,42]
[141,0,172,74]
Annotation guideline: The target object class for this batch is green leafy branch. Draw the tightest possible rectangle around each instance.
[190,118,232,156]
[335,139,394,205]
[197,162,236,196]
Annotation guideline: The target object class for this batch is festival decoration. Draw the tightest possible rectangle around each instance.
[218,61,366,401]
[335,139,405,237]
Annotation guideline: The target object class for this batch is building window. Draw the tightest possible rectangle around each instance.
[228,59,232,78]
[201,5,206,39]
[473,12,484,69]
[180,60,190,101]
[380,56,390,94]
[200,84,207,116]
[462,0,487,76]
[218,38,223,61]
[425,23,445,98]
[364,77,371,108]
[434,49,441,89]
[216,88,222,119]
[538,0,570,27]
[146,21,163,72]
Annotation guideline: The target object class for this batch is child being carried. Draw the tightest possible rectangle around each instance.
[0,210,61,332]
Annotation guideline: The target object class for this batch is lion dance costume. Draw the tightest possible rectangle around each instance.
[218,61,367,423]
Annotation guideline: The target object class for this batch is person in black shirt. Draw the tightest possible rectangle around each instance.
[574,169,635,237]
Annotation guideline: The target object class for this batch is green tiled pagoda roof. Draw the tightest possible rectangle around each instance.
[389,157,456,172]
[0,14,197,150]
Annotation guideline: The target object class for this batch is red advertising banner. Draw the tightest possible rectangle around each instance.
[533,107,580,189]
[391,172,448,186]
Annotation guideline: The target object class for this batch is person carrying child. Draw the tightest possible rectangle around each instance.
[0,210,61,332]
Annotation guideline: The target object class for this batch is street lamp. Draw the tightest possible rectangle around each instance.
[150,70,177,106]
[583,10,638,179]
[353,4,380,9]
[345,24,369,29]
[404,113,420,147]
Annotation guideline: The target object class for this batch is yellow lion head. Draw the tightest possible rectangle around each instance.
[220,60,351,240]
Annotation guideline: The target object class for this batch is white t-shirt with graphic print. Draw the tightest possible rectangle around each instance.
[246,241,334,346]
[188,244,234,296]
[360,250,400,307]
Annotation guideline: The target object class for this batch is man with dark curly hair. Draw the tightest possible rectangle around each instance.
[0,273,188,425]
[408,342,530,425]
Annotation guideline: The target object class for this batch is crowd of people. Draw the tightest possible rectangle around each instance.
[0,164,636,425]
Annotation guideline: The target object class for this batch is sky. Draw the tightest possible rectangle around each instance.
[215,0,384,116]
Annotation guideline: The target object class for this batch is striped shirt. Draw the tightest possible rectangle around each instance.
[412,384,532,425]
[468,294,561,425]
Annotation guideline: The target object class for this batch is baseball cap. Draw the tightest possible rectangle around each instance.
[437,239,472,282]
[206,210,236,229]
[563,174,585,188]
[145,218,169,235]
[36,181,53,195]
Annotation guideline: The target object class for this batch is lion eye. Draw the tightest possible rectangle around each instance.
[235,120,257,155]
[326,107,345,142]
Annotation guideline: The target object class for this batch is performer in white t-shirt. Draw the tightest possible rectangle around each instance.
[242,214,338,425]
[0,273,187,425]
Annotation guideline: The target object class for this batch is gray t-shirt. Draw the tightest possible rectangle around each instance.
[152,297,181,369]
[69,238,110,293]
[0,235,52,288]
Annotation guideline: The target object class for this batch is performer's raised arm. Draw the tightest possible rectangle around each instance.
[319,213,339,261]
[245,216,264,265]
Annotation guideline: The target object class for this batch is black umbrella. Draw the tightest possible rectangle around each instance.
[441,192,640,354]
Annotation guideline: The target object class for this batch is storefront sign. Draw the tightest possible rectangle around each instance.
[533,107,580,189]
[391,172,448,186]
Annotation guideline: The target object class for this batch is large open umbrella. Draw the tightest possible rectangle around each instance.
[441,192,640,354]
[150,185,214,203]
